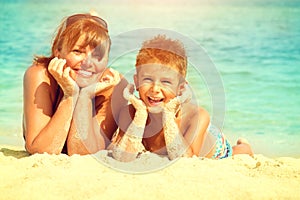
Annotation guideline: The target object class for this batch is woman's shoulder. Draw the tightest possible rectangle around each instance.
[24,63,50,81]
[23,62,57,92]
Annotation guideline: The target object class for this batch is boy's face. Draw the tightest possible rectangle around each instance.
[134,63,184,109]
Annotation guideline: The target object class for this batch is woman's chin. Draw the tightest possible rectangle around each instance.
[76,81,91,88]
[76,77,97,88]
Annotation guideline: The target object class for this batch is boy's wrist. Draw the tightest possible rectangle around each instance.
[162,110,175,123]
[126,120,145,138]
[133,110,148,126]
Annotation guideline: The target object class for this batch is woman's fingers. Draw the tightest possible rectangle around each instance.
[48,57,79,97]
[49,57,67,79]
[62,66,71,78]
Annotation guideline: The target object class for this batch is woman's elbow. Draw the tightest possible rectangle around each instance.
[25,141,61,155]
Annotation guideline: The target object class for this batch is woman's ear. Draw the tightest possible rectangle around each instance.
[54,49,60,58]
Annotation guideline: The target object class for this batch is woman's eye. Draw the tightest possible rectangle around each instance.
[92,53,103,60]
[72,49,83,55]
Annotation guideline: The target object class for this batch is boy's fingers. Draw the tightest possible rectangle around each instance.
[123,84,135,100]
[178,85,192,103]
[123,85,131,100]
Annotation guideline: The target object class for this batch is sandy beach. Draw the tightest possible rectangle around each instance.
[1,144,299,200]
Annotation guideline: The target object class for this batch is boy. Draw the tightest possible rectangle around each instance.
[110,35,253,162]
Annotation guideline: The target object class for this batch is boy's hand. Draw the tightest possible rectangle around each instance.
[177,84,192,104]
[48,57,79,97]
[123,84,147,113]
[123,84,147,126]
[163,84,192,114]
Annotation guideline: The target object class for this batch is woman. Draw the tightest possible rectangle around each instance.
[23,13,127,155]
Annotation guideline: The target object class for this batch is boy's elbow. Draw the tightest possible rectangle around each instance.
[111,145,138,162]
[185,147,194,157]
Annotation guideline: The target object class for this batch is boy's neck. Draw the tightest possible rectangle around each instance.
[148,112,162,123]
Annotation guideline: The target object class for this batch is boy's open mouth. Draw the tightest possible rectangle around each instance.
[148,96,164,106]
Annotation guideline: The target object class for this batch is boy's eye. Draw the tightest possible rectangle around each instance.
[143,77,152,82]
[162,80,172,85]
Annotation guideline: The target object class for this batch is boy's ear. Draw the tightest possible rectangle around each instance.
[178,81,187,96]
[133,74,139,91]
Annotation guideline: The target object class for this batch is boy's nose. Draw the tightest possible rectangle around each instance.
[151,82,161,93]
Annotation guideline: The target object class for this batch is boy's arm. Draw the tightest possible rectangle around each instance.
[163,94,210,159]
[111,85,147,162]
[162,85,197,160]
[162,97,193,160]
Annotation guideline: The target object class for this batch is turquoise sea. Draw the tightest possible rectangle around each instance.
[0,0,299,157]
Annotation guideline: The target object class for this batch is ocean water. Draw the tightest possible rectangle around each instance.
[0,0,299,157]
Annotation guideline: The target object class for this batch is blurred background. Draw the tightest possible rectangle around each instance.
[0,0,299,157]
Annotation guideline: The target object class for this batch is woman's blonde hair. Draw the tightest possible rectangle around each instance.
[34,13,110,66]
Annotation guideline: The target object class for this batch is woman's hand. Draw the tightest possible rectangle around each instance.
[48,57,79,98]
[81,68,121,99]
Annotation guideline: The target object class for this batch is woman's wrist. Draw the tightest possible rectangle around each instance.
[62,91,79,101]
[79,87,94,99]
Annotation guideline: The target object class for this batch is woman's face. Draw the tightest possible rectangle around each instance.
[61,35,109,88]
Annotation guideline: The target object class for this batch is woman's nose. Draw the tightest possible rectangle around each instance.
[82,57,91,66]
[81,53,92,67]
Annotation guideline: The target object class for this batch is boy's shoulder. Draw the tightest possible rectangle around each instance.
[182,102,210,120]
[119,104,136,118]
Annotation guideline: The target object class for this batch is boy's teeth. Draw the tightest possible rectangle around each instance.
[78,70,92,76]
[149,97,162,102]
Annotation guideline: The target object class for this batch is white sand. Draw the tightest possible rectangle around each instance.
[1,144,300,200]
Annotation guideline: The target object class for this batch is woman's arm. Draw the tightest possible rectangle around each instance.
[67,69,122,155]
[23,62,79,154]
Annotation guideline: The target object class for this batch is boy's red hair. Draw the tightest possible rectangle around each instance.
[135,35,187,77]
